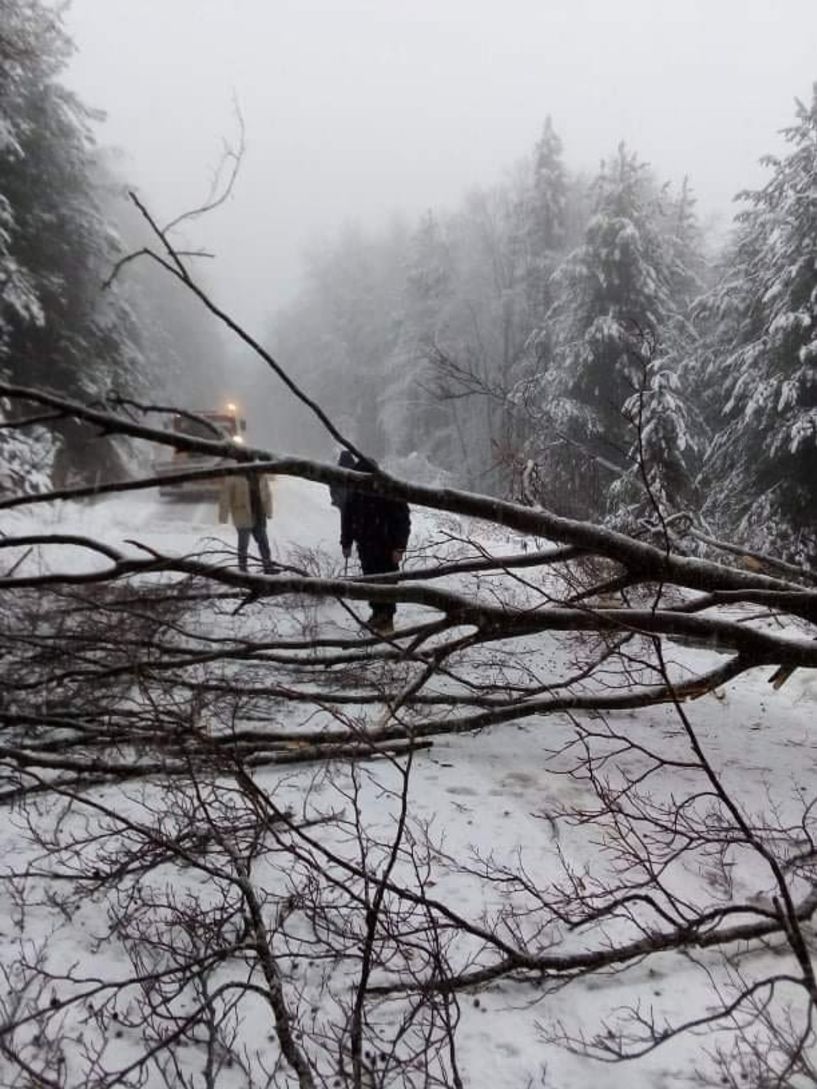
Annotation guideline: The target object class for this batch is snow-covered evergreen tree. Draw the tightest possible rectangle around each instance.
[662,175,706,315]
[0,0,54,359]
[607,341,703,531]
[699,87,817,561]
[608,179,707,530]
[524,116,568,322]
[527,145,697,519]
[381,210,457,468]
[0,0,158,487]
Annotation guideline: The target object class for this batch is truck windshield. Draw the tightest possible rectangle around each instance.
[174,415,234,440]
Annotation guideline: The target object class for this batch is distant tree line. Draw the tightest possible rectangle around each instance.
[0,0,226,492]
[269,96,817,564]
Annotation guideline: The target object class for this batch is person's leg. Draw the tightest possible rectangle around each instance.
[358,547,382,624]
[236,527,250,571]
[380,553,399,623]
[251,521,274,572]
[360,545,397,627]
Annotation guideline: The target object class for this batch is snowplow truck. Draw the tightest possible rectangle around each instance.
[153,406,246,499]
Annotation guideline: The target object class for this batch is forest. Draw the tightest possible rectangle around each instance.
[269,103,817,566]
[1,2,816,1088]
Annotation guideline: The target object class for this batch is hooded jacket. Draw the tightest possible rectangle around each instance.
[329,449,357,510]
[340,461,410,556]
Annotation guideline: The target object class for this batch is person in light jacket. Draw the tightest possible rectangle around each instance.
[218,468,274,573]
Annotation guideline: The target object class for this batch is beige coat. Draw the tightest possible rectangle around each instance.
[218,474,273,529]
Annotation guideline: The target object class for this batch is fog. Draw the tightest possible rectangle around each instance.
[66,0,817,334]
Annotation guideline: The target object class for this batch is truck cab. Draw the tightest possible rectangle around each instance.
[154,404,247,499]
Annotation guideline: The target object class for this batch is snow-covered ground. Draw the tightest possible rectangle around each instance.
[2,475,339,570]
[1,480,815,1088]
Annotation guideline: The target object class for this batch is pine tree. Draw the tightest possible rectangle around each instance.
[608,340,703,531]
[529,144,685,518]
[525,116,568,321]
[381,210,456,470]
[0,0,54,355]
[608,178,707,529]
[662,175,706,315]
[0,0,158,488]
[699,87,817,561]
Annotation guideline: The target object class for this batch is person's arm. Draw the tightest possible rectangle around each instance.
[390,500,411,563]
[340,492,356,556]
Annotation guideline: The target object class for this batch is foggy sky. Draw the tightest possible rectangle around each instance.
[66,0,817,333]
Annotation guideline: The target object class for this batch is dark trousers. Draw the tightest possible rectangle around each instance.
[359,544,399,622]
[237,522,273,572]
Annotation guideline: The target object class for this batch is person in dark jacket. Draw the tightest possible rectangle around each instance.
[340,458,410,634]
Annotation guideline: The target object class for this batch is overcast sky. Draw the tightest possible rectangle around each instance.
[66,0,817,332]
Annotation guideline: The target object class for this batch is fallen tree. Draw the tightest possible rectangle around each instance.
[0,214,814,1088]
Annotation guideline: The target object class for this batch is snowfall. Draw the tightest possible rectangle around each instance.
[1,476,815,1088]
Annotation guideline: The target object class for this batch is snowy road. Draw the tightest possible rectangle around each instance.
[2,474,344,574]
[1,479,816,1089]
